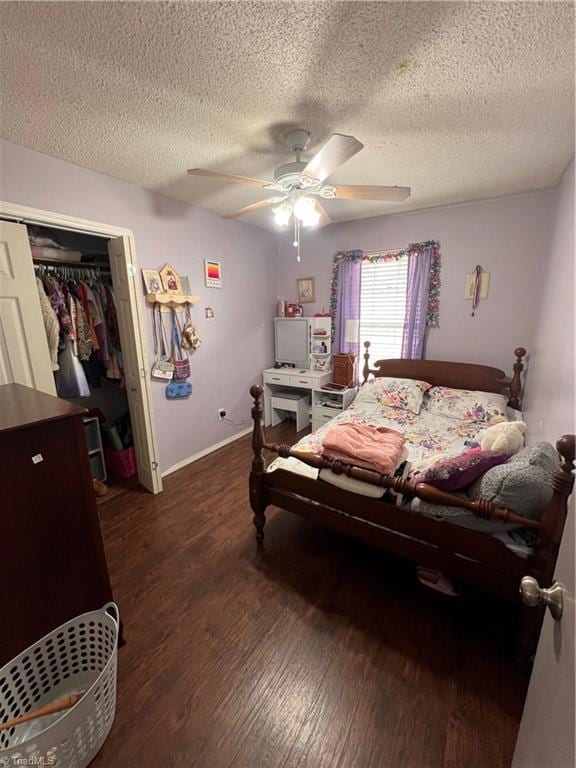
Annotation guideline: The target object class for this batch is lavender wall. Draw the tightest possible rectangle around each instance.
[276,190,556,373]
[1,135,570,478]
[0,139,276,473]
[523,157,574,443]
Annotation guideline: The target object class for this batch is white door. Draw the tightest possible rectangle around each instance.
[0,220,56,395]
[108,235,162,494]
[512,496,575,768]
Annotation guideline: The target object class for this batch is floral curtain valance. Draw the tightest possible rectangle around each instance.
[329,240,441,330]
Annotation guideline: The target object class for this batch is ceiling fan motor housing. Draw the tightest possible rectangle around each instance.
[285,129,311,153]
[273,161,307,182]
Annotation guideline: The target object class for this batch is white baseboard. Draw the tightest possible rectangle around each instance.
[161,426,253,477]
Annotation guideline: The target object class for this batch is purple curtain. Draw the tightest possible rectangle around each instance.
[402,245,433,359]
[334,257,362,385]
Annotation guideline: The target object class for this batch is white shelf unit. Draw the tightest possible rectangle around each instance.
[311,387,357,432]
[84,416,106,482]
[309,317,332,373]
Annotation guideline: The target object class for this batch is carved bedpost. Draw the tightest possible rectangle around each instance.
[249,384,267,548]
[362,341,371,384]
[508,347,526,409]
[533,435,575,581]
[517,434,575,669]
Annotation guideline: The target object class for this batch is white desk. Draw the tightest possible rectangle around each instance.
[262,367,331,427]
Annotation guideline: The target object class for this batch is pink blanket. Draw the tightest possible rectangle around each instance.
[322,423,406,474]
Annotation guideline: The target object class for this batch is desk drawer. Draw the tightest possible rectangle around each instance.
[263,371,292,385]
[312,404,341,419]
[290,375,315,388]
[311,408,336,426]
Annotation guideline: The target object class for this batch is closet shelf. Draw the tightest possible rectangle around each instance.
[146,293,200,308]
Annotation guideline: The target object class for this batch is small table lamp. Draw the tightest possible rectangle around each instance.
[344,319,359,348]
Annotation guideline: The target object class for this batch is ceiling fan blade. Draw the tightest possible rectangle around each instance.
[315,201,332,228]
[302,134,364,183]
[187,169,270,188]
[333,185,411,201]
[221,199,275,219]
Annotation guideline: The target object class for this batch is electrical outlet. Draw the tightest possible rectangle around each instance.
[218,408,226,421]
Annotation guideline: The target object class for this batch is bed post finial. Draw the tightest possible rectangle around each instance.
[249,384,267,547]
[509,347,526,409]
[362,341,371,384]
[250,384,265,473]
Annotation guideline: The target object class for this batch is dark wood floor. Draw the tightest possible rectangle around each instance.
[92,422,527,768]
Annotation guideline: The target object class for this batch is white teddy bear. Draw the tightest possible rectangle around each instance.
[475,415,527,455]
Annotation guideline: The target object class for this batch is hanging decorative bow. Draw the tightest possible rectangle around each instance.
[471,265,483,317]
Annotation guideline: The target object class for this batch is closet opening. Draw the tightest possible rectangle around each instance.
[31,224,135,502]
[0,206,162,495]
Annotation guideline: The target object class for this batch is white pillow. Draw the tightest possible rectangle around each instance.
[355,376,432,414]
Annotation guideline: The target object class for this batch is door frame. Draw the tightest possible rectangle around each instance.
[0,200,162,493]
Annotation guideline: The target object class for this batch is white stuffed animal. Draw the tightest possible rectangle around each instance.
[475,415,527,455]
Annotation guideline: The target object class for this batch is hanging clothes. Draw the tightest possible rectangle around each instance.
[54,339,91,398]
[36,277,60,371]
[35,265,124,397]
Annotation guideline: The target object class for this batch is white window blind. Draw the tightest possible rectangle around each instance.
[359,257,408,362]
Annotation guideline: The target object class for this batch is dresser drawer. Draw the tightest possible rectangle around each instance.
[290,374,316,388]
[263,370,292,385]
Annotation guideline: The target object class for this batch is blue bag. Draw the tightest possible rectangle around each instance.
[166,381,192,399]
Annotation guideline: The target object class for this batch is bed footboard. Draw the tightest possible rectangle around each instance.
[248,383,575,671]
[248,384,542,532]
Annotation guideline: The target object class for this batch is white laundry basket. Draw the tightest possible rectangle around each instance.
[0,603,119,768]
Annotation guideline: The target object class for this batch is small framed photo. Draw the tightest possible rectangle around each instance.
[141,269,164,295]
[205,260,222,288]
[204,307,215,320]
[313,357,330,372]
[297,277,315,304]
[159,263,182,294]
[286,303,303,317]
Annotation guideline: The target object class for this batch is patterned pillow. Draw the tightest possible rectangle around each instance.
[426,386,508,424]
[412,449,509,490]
[355,376,431,414]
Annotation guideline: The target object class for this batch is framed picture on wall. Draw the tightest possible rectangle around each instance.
[159,263,182,294]
[205,260,222,288]
[296,277,315,304]
[141,269,164,295]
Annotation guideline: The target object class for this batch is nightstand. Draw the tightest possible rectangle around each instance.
[311,386,357,432]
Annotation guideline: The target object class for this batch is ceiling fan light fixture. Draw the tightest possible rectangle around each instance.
[302,210,321,228]
[273,201,292,227]
[293,195,316,222]
[293,195,321,228]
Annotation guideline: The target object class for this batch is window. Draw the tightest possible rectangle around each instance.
[359,257,408,362]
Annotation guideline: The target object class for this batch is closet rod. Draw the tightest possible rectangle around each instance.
[34,258,111,271]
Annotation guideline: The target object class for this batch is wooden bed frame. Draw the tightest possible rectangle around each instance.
[248,345,575,667]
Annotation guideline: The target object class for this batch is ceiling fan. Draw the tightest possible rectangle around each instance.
[187,129,411,229]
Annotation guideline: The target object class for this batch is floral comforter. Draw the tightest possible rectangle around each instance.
[267,400,484,481]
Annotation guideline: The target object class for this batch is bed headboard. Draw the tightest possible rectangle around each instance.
[361,342,526,409]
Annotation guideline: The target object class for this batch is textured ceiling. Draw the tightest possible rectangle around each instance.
[0,1,574,230]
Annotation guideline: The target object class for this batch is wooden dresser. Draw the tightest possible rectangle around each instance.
[0,384,116,665]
